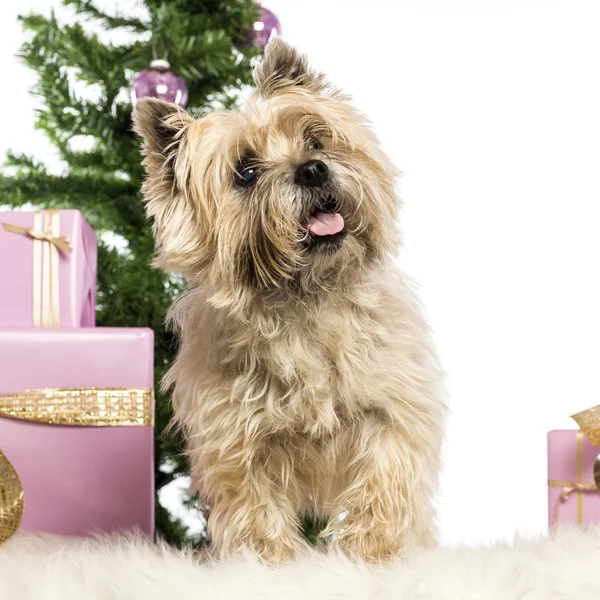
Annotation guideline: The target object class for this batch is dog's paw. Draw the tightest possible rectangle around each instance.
[250,536,303,564]
[323,511,407,564]
[211,508,307,564]
[335,526,407,563]
[213,534,302,564]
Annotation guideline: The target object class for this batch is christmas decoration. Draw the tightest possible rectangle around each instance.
[0,328,155,542]
[131,60,189,107]
[548,405,600,530]
[0,450,23,544]
[548,429,600,529]
[0,210,96,328]
[245,5,281,50]
[0,0,257,548]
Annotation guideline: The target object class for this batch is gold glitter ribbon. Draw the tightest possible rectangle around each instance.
[548,430,597,528]
[0,387,154,543]
[1,210,73,327]
[571,405,600,447]
[0,387,155,427]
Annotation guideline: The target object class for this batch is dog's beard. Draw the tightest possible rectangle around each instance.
[235,181,375,297]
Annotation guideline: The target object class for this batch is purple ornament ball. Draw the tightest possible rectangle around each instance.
[130,60,189,107]
[247,5,281,50]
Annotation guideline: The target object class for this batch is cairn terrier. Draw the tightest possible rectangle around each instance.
[134,39,445,563]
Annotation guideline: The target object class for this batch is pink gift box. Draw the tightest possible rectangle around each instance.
[0,328,154,538]
[0,209,97,327]
[547,429,600,529]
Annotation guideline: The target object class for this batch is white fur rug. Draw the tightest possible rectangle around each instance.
[0,528,598,599]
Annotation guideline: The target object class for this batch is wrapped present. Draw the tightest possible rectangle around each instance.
[0,328,154,543]
[548,407,600,529]
[0,209,97,327]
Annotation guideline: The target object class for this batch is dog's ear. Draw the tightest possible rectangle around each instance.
[253,38,326,97]
[133,98,200,273]
[133,98,193,178]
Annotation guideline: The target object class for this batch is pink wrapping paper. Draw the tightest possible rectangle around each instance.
[0,328,154,538]
[0,210,97,327]
[547,429,600,528]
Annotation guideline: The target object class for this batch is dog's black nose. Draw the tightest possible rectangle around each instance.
[295,160,329,187]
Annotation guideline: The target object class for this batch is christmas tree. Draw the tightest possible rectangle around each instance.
[0,0,259,546]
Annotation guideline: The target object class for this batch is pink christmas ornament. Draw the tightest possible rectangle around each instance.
[245,5,281,50]
[131,59,188,107]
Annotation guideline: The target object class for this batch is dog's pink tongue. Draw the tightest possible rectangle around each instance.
[307,211,345,236]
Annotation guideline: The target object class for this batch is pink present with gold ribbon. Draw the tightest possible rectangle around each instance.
[0,327,154,543]
[548,407,600,529]
[0,209,97,327]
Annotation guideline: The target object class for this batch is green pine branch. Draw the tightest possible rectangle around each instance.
[63,0,148,33]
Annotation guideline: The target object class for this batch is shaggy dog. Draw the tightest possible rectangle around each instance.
[134,39,445,563]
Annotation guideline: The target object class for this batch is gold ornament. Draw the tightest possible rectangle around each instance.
[0,450,24,544]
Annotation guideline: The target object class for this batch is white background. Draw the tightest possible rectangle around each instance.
[2,0,600,546]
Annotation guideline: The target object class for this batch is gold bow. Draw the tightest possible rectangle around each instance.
[1,222,73,255]
[0,386,154,544]
[1,210,72,327]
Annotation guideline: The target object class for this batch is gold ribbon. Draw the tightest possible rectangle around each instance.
[571,405,600,447]
[0,387,154,544]
[0,387,154,427]
[1,222,73,255]
[548,430,597,528]
[1,210,72,327]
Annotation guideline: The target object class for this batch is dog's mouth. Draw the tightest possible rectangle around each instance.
[304,196,347,251]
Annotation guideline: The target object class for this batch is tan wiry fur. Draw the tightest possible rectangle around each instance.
[134,38,446,564]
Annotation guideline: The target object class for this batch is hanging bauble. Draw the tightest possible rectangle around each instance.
[130,59,189,107]
[245,5,281,51]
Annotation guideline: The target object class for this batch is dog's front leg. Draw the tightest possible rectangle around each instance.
[202,444,305,563]
[324,417,438,562]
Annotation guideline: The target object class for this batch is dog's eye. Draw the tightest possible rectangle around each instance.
[308,137,323,151]
[236,165,258,186]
